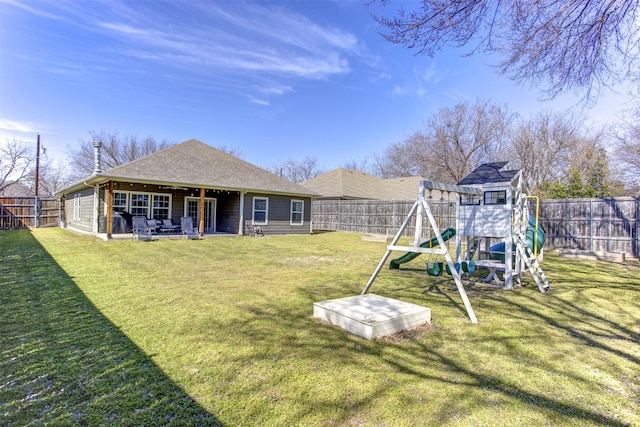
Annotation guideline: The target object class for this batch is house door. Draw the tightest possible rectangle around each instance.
[185,197,217,232]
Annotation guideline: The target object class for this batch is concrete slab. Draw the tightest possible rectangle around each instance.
[313,294,431,340]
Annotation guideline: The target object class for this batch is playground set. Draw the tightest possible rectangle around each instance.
[314,162,550,335]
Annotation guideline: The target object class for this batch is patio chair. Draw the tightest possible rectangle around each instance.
[146,218,160,233]
[180,216,200,239]
[132,216,154,240]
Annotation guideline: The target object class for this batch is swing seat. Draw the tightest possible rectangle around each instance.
[445,262,461,275]
[462,260,476,273]
[426,262,442,276]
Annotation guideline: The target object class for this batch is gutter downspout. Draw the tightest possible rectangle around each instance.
[93,184,100,235]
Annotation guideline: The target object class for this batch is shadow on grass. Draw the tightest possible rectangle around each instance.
[219,284,633,427]
[0,230,221,426]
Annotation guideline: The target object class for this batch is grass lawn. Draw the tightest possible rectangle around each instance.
[1,228,639,426]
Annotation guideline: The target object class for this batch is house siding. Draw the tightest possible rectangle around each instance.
[244,193,312,235]
[217,192,241,234]
[63,188,96,233]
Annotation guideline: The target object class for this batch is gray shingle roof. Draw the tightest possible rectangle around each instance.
[300,168,380,199]
[300,168,441,200]
[457,162,519,186]
[61,139,317,197]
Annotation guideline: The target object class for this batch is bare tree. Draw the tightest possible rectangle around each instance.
[0,138,33,194]
[371,0,640,100]
[373,130,435,178]
[271,156,325,183]
[506,110,588,194]
[429,99,510,182]
[35,161,73,196]
[216,144,244,159]
[377,99,510,182]
[68,130,173,179]
[612,108,640,190]
[341,157,374,174]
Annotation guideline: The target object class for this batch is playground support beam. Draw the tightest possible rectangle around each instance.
[361,189,479,324]
[421,180,483,196]
[361,200,420,294]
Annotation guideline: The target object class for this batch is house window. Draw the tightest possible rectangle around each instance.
[460,194,481,205]
[252,196,268,225]
[113,192,128,212]
[484,190,507,205]
[130,193,150,217]
[73,194,81,220]
[152,194,170,219]
[291,199,304,225]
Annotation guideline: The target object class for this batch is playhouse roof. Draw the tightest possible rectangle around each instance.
[457,162,520,186]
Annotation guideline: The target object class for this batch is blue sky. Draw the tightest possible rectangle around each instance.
[0,0,634,173]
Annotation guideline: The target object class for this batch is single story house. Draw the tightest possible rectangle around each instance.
[57,139,318,239]
[300,168,443,201]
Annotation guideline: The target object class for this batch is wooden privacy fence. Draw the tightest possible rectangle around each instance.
[312,199,456,238]
[312,197,640,257]
[538,197,639,256]
[0,197,60,229]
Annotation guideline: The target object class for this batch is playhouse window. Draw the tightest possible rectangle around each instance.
[460,194,481,205]
[484,190,507,205]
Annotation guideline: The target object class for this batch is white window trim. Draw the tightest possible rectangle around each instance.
[252,196,269,225]
[73,194,81,221]
[151,193,172,220]
[290,199,304,226]
[131,192,153,217]
[104,190,173,219]
[112,191,129,212]
[484,190,507,205]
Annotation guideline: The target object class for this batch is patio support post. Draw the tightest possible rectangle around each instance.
[239,190,246,235]
[107,181,113,237]
[199,187,205,235]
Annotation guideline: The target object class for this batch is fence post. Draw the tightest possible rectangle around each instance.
[589,198,593,251]
[363,200,367,234]
[34,196,39,228]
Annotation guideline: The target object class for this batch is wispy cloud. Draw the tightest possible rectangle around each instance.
[30,0,367,102]
[391,62,446,98]
[96,5,356,79]
[0,118,40,134]
[3,0,377,108]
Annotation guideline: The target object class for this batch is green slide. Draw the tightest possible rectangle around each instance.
[389,227,456,269]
